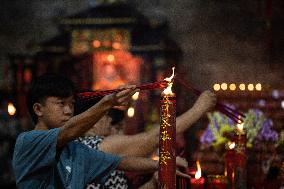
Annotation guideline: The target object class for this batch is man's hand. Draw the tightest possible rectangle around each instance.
[176,156,188,168]
[102,85,138,107]
[192,90,217,114]
[176,156,191,179]
[57,85,137,148]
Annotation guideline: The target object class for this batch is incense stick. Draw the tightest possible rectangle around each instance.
[175,76,245,123]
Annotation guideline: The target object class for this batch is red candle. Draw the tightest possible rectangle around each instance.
[190,177,205,189]
[224,142,236,189]
[234,123,247,189]
[207,175,228,189]
[158,68,176,189]
[190,161,205,189]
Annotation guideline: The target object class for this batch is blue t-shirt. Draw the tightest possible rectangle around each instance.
[12,128,122,189]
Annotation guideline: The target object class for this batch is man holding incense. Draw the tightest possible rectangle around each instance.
[12,74,189,189]
[76,89,216,188]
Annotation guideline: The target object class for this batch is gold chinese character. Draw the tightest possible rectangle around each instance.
[161,131,171,141]
[160,151,171,165]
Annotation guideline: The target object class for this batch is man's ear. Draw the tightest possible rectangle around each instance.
[33,103,44,117]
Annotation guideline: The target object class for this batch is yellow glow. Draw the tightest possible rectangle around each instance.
[107,54,115,62]
[112,42,121,49]
[132,92,139,100]
[92,40,101,48]
[237,116,244,131]
[151,155,159,161]
[237,123,244,131]
[229,83,236,90]
[221,83,228,90]
[8,103,16,116]
[255,83,262,91]
[127,107,135,117]
[164,67,175,83]
[248,84,254,91]
[239,83,245,91]
[163,67,175,95]
[228,142,236,149]
[195,161,202,179]
[213,84,220,91]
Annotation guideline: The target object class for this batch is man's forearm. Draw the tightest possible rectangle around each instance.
[176,106,205,134]
[99,132,159,157]
[117,157,158,173]
[57,99,112,147]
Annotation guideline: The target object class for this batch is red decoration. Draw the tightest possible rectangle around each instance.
[207,175,228,189]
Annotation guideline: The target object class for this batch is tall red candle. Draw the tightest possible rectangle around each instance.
[234,124,247,189]
[158,68,176,189]
[224,142,236,189]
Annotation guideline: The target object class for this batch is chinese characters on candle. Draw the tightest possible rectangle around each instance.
[159,67,176,189]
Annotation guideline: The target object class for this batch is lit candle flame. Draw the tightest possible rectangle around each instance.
[8,102,16,116]
[132,92,139,100]
[164,67,175,82]
[127,107,135,117]
[237,115,244,131]
[162,67,175,96]
[228,141,236,149]
[195,161,202,179]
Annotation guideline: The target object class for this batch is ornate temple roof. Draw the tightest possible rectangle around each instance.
[59,3,144,28]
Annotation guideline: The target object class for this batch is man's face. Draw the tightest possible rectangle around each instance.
[40,96,75,128]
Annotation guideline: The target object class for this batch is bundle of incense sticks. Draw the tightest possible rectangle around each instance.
[76,81,167,101]
[76,77,244,123]
[175,76,245,123]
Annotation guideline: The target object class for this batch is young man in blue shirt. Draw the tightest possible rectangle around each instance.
[12,74,168,189]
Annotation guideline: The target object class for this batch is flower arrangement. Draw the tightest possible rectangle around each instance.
[200,109,278,148]
[276,130,284,150]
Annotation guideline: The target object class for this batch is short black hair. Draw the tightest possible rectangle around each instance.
[27,73,75,124]
[74,95,125,125]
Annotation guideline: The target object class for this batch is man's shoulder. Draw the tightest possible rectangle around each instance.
[16,129,47,142]
[15,129,60,149]
[17,130,37,139]
[14,130,35,147]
